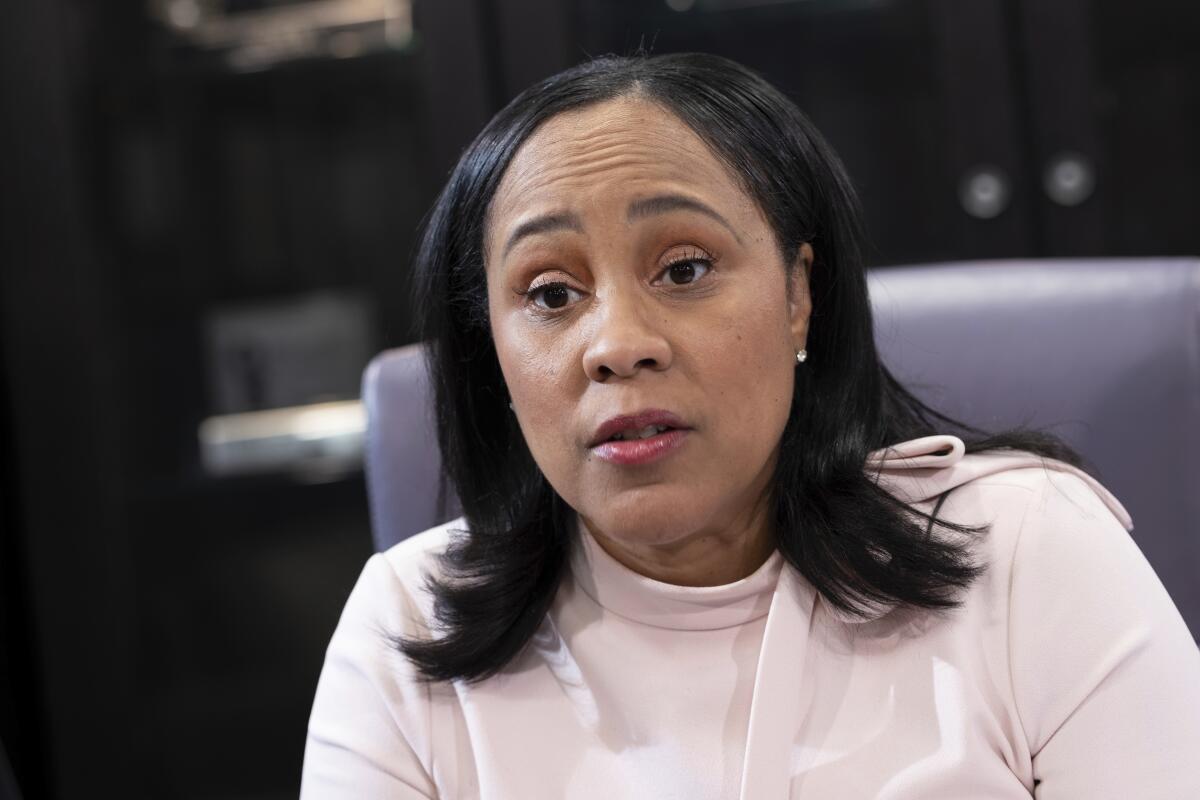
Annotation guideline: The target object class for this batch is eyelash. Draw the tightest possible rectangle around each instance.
[517,250,719,314]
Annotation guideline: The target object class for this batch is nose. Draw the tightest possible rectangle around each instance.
[582,289,672,382]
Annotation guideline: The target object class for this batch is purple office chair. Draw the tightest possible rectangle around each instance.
[362,258,1200,639]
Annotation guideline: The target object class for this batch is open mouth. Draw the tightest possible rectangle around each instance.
[587,409,689,452]
[604,424,675,442]
[590,426,689,466]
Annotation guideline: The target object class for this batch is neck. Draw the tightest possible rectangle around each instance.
[579,490,776,587]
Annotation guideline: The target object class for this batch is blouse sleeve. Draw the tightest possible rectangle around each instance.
[1007,471,1200,798]
[300,553,439,799]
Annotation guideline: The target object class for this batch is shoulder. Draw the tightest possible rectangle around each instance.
[927,457,1198,744]
[1000,460,1133,562]
[991,462,1157,617]
[970,463,1141,612]
[304,519,471,796]
[978,463,1200,757]
[957,455,1125,516]
[378,517,470,590]
[922,451,1165,626]
[355,516,471,634]
[877,450,1200,787]
[313,516,472,736]
[871,438,1133,549]
[911,451,1136,570]
[949,458,1145,627]
[890,453,1148,637]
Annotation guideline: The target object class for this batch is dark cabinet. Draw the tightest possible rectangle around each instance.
[1018,0,1200,256]
[497,0,1200,267]
[1,1,495,798]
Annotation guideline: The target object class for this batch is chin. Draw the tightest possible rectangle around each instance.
[579,485,714,547]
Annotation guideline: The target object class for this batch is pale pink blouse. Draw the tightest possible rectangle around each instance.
[301,435,1200,798]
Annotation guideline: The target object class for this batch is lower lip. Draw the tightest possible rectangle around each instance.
[590,429,690,466]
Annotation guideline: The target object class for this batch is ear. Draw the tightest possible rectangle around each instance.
[788,242,814,350]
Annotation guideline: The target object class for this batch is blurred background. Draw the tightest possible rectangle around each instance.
[1,0,1197,797]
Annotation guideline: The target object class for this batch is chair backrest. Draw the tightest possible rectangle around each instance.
[361,342,461,554]
[363,258,1200,638]
[869,257,1199,639]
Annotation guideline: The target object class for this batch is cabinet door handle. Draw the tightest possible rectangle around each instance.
[1043,152,1096,206]
[959,165,1011,219]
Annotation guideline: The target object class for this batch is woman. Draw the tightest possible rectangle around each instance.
[301,53,1200,798]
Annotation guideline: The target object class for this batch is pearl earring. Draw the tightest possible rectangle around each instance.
[795,349,807,364]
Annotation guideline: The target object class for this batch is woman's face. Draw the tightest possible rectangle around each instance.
[484,96,811,577]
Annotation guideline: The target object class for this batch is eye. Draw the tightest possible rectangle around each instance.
[657,256,713,287]
[527,281,585,311]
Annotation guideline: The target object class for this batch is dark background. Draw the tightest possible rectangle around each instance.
[1,0,1197,797]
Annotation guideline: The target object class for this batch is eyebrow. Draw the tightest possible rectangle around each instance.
[627,194,742,244]
[501,192,742,260]
[502,213,585,260]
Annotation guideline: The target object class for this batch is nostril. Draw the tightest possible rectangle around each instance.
[596,358,655,378]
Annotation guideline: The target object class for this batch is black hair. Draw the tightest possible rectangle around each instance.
[400,52,1090,683]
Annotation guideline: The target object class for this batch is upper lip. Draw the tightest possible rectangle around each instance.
[588,409,689,448]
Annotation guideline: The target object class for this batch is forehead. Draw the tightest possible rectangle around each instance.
[487,96,754,245]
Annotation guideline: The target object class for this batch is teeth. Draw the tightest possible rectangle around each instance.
[612,425,667,441]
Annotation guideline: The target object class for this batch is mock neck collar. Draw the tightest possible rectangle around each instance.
[567,516,783,632]
[562,432,1044,632]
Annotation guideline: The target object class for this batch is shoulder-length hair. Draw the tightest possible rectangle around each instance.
[402,52,1089,683]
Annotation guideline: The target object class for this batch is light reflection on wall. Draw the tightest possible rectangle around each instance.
[147,0,413,72]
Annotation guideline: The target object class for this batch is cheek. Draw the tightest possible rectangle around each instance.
[701,295,796,445]
[492,318,581,464]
